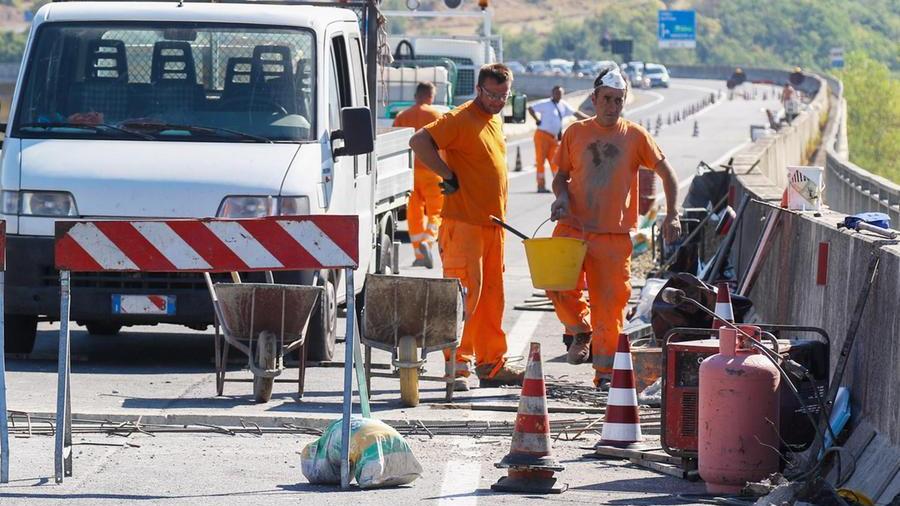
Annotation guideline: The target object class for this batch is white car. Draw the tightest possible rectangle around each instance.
[643,63,671,88]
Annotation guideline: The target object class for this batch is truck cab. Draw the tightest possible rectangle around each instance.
[1,1,412,356]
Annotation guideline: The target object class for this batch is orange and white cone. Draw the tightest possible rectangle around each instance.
[492,342,566,494]
[595,334,643,449]
[712,282,735,331]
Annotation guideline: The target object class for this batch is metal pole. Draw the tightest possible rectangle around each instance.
[0,271,8,484]
[55,270,73,483]
[340,269,356,489]
[352,314,371,418]
[482,8,491,64]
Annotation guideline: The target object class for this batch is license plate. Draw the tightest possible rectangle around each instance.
[112,295,176,315]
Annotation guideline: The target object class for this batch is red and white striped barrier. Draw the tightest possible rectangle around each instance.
[55,216,358,272]
[0,220,9,484]
[52,216,360,484]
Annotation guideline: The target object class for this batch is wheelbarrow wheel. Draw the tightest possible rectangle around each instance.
[253,331,277,403]
[398,335,419,407]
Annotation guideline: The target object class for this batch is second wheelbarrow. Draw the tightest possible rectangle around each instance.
[207,280,324,402]
[361,274,464,407]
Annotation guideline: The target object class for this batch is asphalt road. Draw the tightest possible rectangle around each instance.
[0,78,783,504]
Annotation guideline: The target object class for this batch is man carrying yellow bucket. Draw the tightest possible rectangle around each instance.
[546,65,682,390]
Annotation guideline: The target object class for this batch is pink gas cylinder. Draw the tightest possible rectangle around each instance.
[698,325,781,494]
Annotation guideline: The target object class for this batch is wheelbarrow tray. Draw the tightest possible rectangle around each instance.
[362,274,463,354]
[214,283,323,347]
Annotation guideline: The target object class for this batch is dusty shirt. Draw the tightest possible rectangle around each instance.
[393,103,444,186]
[556,117,664,233]
[424,100,508,225]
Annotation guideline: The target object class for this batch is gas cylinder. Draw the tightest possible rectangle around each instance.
[698,325,780,494]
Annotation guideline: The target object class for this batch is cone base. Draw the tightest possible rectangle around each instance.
[594,440,647,451]
[491,475,567,494]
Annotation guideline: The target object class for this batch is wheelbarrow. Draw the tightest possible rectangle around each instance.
[361,274,463,407]
[205,276,323,403]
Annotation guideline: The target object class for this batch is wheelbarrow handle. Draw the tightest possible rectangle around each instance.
[490,215,530,241]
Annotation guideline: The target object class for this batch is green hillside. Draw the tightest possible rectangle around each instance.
[502,0,899,72]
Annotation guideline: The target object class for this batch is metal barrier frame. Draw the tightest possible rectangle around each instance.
[52,216,365,487]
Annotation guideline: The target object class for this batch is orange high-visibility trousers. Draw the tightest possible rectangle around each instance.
[408,177,444,258]
[534,130,559,188]
[546,223,632,374]
[439,219,507,368]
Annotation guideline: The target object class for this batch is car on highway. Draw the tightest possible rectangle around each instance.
[526,60,549,74]
[643,63,670,88]
[505,60,526,75]
[622,61,646,88]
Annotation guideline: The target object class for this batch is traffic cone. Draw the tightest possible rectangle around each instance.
[492,342,566,494]
[514,145,522,172]
[595,334,643,449]
[693,120,700,137]
[712,282,735,331]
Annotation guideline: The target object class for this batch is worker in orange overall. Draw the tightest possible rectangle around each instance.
[393,82,444,268]
[547,66,682,390]
[409,63,524,391]
[528,85,589,193]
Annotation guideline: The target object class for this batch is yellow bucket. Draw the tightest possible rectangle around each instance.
[523,236,587,290]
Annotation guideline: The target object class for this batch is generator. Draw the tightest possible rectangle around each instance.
[661,325,829,462]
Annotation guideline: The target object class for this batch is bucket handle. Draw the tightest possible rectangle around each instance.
[532,216,586,241]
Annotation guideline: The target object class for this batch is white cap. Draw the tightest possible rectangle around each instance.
[595,67,627,90]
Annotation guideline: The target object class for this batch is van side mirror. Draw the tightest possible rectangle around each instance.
[503,93,527,124]
[332,107,374,157]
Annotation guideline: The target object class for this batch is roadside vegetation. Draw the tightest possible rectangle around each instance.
[839,52,900,183]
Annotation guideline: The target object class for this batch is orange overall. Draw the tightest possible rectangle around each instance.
[393,104,444,259]
[547,118,664,374]
[534,129,559,188]
[424,100,509,371]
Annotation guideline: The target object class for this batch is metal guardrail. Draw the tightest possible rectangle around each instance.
[823,74,900,224]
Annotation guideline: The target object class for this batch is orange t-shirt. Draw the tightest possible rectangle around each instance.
[555,117,664,233]
[424,100,507,225]
[393,103,444,187]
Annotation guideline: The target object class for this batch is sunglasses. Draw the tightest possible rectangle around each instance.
[478,86,511,102]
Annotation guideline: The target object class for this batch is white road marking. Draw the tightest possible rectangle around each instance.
[624,90,665,117]
[438,460,481,506]
[506,311,543,360]
[655,139,752,202]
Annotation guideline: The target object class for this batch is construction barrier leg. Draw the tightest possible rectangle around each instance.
[340,269,354,489]
[55,270,73,483]
[0,271,9,484]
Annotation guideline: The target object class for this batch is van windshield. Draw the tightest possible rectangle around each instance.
[13,22,316,142]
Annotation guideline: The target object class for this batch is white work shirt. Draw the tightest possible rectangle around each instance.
[532,99,576,138]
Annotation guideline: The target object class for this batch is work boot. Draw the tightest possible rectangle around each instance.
[537,186,551,194]
[417,243,434,269]
[446,361,471,392]
[594,372,611,392]
[475,362,525,387]
[563,333,573,350]
[566,332,592,365]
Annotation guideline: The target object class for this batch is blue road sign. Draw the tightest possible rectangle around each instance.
[658,10,696,49]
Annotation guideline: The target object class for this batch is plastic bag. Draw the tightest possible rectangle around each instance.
[301,416,422,488]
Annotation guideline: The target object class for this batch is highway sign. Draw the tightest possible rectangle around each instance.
[658,10,696,49]
[830,47,845,69]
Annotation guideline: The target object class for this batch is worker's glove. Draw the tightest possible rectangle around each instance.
[439,174,460,195]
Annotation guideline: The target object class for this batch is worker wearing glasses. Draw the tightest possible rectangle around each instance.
[546,65,682,390]
[409,63,524,390]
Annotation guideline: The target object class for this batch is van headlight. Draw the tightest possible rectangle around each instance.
[2,190,79,216]
[217,196,310,218]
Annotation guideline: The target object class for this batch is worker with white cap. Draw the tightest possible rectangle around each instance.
[546,65,682,390]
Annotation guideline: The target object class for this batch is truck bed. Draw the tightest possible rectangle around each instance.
[374,126,414,215]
